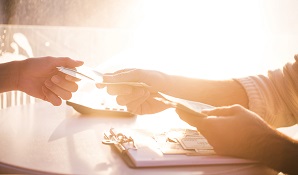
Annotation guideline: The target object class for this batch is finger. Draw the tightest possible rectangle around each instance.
[176,108,233,140]
[104,68,136,76]
[42,86,62,106]
[176,108,205,128]
[51,57,84,68]
[103,69,167,92]
[201,105,242,116]
[106,84,133,96]
[137,98,169,114]
[55,68,81,82]
[103,69,141,83]
[44,79,72,100]
[109,68,136,75]
[51,75,79,92]
[125,90,150,114]
[96,83,106,89]
[116,87,147,106]
[65,74,81,82]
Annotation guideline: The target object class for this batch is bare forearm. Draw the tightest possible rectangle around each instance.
[0,61,20,93]
[165,75,249,108]
[254,131,298,174]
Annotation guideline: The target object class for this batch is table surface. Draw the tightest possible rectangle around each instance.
[0,101,279,175]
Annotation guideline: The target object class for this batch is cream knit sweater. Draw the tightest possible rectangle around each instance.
[236,54,298,128]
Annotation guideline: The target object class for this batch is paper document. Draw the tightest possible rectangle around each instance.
[156,93,214,116]
[57,66,150,87]
[102,128,256,168]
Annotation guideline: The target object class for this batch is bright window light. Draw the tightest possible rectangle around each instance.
[104,0,297,80]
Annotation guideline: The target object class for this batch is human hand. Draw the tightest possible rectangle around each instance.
[176,104,276,159]
[96,69,171,114]
[17,56,84,106]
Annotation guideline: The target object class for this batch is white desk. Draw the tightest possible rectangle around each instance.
[0,101,278,175]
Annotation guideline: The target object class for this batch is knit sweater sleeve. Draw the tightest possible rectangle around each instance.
[235,55,298,128]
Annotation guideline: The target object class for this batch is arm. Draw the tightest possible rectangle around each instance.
[101,54,298,127]
[100,69,248,114]
[0,61,20,93]
[261,130,298,175]
[236,54,298,127]
[0,57,83,106]
[165,75,249,108]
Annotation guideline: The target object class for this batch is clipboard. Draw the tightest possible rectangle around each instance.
[102,128,257,168]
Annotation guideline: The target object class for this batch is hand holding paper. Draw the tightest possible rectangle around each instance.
[57,66,150,87]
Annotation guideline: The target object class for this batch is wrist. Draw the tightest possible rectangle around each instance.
[255,130,298,174]
[14,60,23,91]
[0,60,21,93]
[274,134,298,175]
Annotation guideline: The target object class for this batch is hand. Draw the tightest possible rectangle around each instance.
[18,56,84,106]
[96,69,170,114]
[176,104,276,159]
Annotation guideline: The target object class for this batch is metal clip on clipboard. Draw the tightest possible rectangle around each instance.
[102,128,138,152]
[101,128,257,168]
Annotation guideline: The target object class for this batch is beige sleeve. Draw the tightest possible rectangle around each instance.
[236,56,298,128]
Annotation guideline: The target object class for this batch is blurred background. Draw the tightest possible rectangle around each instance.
[1,0,298,79]
[0,0,298,154]
[1,0,298,109]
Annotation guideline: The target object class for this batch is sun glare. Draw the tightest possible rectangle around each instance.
[127,0,268,79]
[90,0,298,82]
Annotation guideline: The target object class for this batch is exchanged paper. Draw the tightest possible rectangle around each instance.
[57,66,150,87]
[155,93,214,116]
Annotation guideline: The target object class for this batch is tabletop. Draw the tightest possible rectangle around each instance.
[0,101,278,175]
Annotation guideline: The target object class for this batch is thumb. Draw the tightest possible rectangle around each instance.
[176,108,204,128]
[54,57,84,68]
[103,69,168,93]
[202,104,242,117]
[103,68,140,83]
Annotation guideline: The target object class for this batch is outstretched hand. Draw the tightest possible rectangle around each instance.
[96,68,170,114]
[17,57,84,106]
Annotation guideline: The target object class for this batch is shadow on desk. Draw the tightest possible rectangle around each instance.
[0,163,38,174]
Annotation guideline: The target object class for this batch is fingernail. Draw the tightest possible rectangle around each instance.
[201,109,212,114]
[51,75,60,84]
[96,83,105,89]
[65,75,73,81]
[44,80,53,87]
[75,60,84,64]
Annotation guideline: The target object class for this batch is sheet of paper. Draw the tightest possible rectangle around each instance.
[155,93,214,116]
[57,66,150,87]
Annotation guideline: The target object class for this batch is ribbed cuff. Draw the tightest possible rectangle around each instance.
[234,77,266,118]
